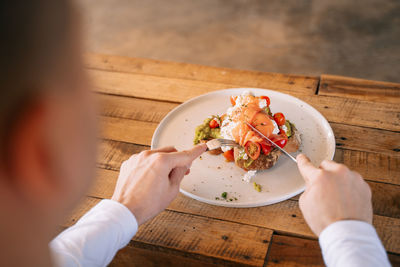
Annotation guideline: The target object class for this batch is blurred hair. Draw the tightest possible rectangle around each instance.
[0,0,73,151]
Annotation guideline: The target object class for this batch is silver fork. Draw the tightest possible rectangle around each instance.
[205,139,241,151]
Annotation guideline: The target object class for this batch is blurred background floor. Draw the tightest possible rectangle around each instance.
[78,0,400,83]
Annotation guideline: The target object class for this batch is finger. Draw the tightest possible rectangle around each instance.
[150,146,177,153]
[166,143,207,168]
[296,154,319,185]
[169,166,189,186]
[319,159,343,172]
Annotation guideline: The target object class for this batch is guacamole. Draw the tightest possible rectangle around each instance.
[193,116,221,144]
[283,120,292,137]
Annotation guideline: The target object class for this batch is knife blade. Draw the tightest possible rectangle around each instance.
[246,122,297,163]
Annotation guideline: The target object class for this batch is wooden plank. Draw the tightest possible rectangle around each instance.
[100,115,400,159]
[98,94,177,123]
[64,198,272,267]
[330,122,400,157]
[97,139,148,170]
[266,234,324,266]
[100,116,157,146]
[333,149,400,185]
[267,234,400,267]
[110,244,223,267]
[319,74,400,104]
[388,253,400,267]
[98,93,400,132]
[300,95,400,132]
[86,53,318,95]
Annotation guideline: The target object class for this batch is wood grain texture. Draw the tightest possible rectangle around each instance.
[330,122,400,157]
[77,55,400,264]
[319,74,400,104]
[98,94,177,123]
[64,198,272,266]
[109,244,223,267]
[98,92,400,133]
[266,234,324,266]
[333,149,400,185]
[68,193,400,254]
[86,53,319,95]
[88,166,400,254]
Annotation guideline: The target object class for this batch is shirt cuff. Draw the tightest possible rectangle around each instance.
[319,220,389,267]
[85,199,139,247]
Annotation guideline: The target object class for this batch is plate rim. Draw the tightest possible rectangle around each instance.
[151,88,336,208]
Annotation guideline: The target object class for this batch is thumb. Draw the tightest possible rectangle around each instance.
[296,154,319,185]
[166,143,207,168]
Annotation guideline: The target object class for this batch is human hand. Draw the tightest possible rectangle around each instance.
[296,154,373,236]
[112,144,207,225]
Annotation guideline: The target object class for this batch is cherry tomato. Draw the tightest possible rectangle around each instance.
[230,96,237,106]
[274,138,287,148]
[223,149,235,162]
[245,141,261,160]
[270,133,288,148]
[273,112,286,126]
[260,142,272,155]
[260,96,270,106]
[209,118,219,128]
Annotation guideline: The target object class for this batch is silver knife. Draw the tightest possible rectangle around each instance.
[246,122,297,163]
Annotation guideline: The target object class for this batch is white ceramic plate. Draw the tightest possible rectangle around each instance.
[151,88,335,207]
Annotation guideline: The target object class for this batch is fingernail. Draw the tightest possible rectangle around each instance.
[296,154,305,161]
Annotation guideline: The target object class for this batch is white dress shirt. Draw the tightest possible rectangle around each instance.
[50,199,138,267]
[50,200,391,267]
[319,220,391,267]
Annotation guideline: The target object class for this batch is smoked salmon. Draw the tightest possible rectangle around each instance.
[229,94,275,146]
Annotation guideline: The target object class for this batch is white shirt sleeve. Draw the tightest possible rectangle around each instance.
[50,199,138,267]
[319,220,391,267]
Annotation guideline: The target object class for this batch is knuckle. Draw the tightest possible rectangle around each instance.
[336,164,348,173]
[140,150,152,157]
[152,153,166,163]
[315,169,325,180]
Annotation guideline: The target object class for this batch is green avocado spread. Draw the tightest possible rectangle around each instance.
[285,121,292,137]
[193,116,221,144]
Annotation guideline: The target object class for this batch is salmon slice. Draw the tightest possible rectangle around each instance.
[252,112,275,138]
[229,94,276,146]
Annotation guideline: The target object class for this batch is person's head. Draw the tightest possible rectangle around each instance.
[0,0,97,235]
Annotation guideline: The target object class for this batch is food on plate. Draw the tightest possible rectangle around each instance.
[193,91,301,177]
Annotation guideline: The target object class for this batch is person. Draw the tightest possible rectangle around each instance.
[0,0,391,266]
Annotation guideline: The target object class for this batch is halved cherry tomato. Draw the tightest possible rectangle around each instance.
[273,112,286,126]
[260,96,270,106]
[209,118,219,128]
[245,141,261,160]
[223,149,235,162]
[274,138,287,148]
[260,142,272,155]
[230,96,237,106]
[270,133,288,148]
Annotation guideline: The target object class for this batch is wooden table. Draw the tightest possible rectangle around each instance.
[63,53,400,266]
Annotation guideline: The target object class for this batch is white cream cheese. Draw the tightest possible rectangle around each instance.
[271,120,280,135]
[242,170,257,183]
[258,98,267,109]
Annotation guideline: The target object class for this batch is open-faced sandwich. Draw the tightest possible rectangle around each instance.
[194,91,301,180]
